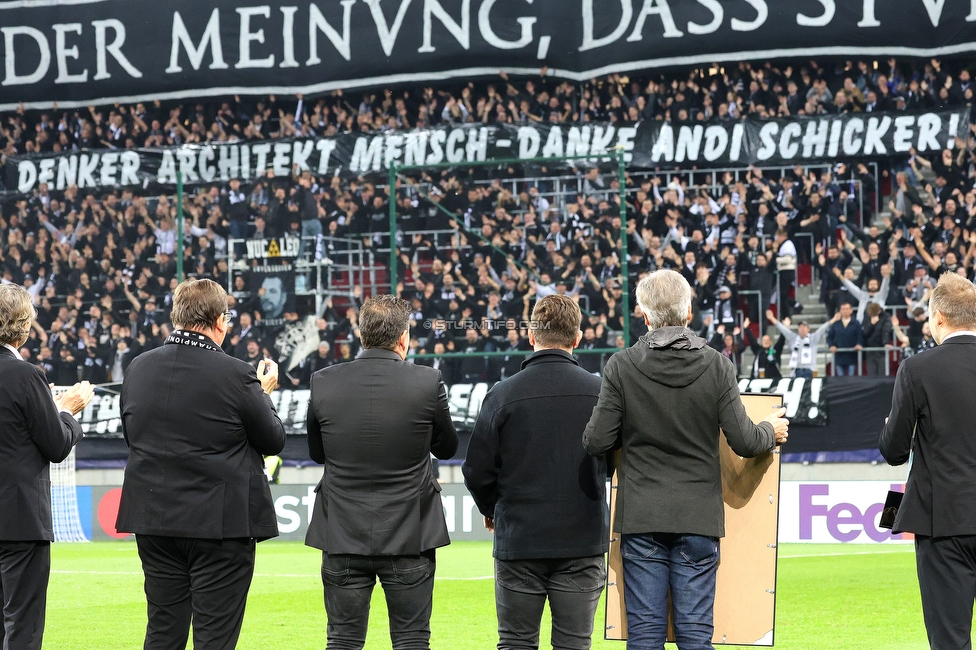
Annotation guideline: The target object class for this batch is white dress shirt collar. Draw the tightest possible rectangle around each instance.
[2,343,22,359]
[942,330,976,343]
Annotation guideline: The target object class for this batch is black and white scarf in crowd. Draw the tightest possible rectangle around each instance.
[165,329,224,354]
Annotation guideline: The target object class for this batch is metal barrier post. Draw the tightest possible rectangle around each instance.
[618,151,631,348]
[176,171,184,284]
[389,163,398,294]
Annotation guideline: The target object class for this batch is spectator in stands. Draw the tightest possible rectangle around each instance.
[746,253,776,325]
[577,324,606,375]
[498,326,530,380]
[741,317,784,380]
[827,303,865,376]
[862,302,894,376]
[457,326,494,383]
[708,324,747,376]
[295,341,335,387]
[767,310,832,379]
[832,265,891,321]
[892,312,938,355]
[903,265,936,314]
[773,229,797,320]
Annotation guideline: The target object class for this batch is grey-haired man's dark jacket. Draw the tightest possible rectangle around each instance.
[583,327,775,538]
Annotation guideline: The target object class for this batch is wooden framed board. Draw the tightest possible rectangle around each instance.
[605,393,783,645]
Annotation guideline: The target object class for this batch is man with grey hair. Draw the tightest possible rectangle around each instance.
[0,283,93,650]
[305,294,458,650]
[584,269,788,650]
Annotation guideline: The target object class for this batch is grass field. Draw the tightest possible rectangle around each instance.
[47,542,928,649]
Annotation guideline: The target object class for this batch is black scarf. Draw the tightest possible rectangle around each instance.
[164,329,224,353]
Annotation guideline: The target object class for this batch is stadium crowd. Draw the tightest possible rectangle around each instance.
[2,58,976,155]
[1,57,976,385]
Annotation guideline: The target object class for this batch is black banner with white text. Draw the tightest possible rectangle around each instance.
[2,0,976,110]
[6,109,969,194]
[71,377,893,463]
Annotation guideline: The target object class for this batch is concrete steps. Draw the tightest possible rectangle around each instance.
[740,207,896,378]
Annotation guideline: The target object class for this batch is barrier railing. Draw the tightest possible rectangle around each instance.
[226,235,382,311]
[826,346,906,377]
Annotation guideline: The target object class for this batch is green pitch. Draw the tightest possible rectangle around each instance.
[48,542,927,649]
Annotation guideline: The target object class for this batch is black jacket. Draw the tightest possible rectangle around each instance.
[743,327,784,380]
[463,350,607,560]
[305,348,458,555]
[880,334,976,536]
[583,327,775,538]
[0,346,83,541]
[116,336,286,539]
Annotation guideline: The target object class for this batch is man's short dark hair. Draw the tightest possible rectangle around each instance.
[531,295,581,349]
[171,279,226,330]
[359,294,411,350]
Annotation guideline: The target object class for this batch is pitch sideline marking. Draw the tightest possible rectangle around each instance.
[779,549,914,559]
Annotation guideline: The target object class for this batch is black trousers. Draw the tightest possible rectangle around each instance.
[320,552,436,650]
[777,270,795,320]
[0,541,51,650]
[494,556,605,650]
[135,535,256,650]
[916,535,976,650]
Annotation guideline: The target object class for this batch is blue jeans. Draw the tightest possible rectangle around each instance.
[793,368,813,379]
[301,218,323,258]
[230,219,249,257]
[835,363,858,376]
[621,533,719,650]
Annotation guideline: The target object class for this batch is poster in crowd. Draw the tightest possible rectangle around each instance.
[7,108,970,194]
[248,265,296,325]
[273,315,322,372]
[245,236,301,261]
[1,0,975,110]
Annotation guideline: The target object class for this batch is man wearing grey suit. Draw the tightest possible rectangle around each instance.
[305,294,458,650]
[584,270,788,650]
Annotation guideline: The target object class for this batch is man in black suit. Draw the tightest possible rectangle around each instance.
[463,295,607,650]
[583,270,788,649]
[881,273,976,650]
[305,294,458,650]
[116,279,286,650]
[0,284,93,650]
[417,340,457,385]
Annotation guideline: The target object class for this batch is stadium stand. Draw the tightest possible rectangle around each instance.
[1,58,975,383]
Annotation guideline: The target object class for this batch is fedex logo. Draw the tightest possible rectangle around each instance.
[779,481,912,544]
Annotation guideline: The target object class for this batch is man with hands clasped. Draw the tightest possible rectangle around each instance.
[0,283,94,650]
